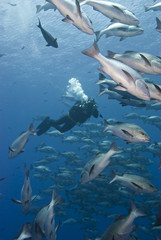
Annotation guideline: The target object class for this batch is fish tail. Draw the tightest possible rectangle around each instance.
[130,200,146,218]
[99,73,106,80]
[51,191,65,206]
[144,5,149,12]
[94,31,101,42]
[109,142,123,155]
[109,170,117,184]
[37,18,41,28]
[82,40,100,59]
[24,163,29,179]
[156,17,161,31]
[36,5,41,13]
[103,119,110,132]
[98,84,107,96]
[29,122,37,135]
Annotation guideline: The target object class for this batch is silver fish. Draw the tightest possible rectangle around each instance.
[110,171,158,194]
[95,23,143,41]
[81,142,123,184]
[33,191,64,240]
[14,222,32,240]
[79,0,139,25]
[8,122,36,159]
[144,2,161,12]
[107,50,161,75]
[103,120,150,144]
[102,201,145,240]
[11,164,32,213]
[82,41,150,101]
[146,82,161,101]
[47,0,94,35]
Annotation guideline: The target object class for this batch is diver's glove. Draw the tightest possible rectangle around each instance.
[36,117,52,136]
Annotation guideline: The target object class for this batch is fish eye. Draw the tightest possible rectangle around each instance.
[145,85,149,89]
[140,132,145,136]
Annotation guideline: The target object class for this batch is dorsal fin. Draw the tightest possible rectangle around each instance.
[75,0,82,17]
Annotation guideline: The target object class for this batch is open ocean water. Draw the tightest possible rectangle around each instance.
[0,0,161,239]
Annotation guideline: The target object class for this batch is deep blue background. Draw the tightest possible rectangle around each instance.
[0,0,161,239]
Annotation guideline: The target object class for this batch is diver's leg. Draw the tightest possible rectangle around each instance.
[58,120,76,133]
[36,117,52,136]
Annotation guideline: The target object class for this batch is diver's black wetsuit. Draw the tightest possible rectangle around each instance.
[36,98,101,135]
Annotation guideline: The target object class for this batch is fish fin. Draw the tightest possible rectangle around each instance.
[103,119,109,133]
[112,5,124,13]
[153,83,161,93]
[98,84,107,96]
[29,122,36,135]
[110,18,120,23]
[124,50,136,54]
[114,85,127,91]
[122,69,135,83]
[89,164,95,176]
[139,54,151,66]
[37,18,41,28]
[130,200,146,218]
[109,170,117,184]
[144,5,149,12]
[120,37,126,41]
[36,5,41,13]
[46,44,50,47]
[20,150,24,154]
[99,73,106,80]
[9,147,15,152]
[107,50,115,58]
[62,15,74,24]
[55,221,61,233]
[53,191,65,205]
[121,129,134,138]
[75,0,82,18]
[156,17,161,31]
[11,199,21,204]
[24,163,29,179]
[82,40,100,58]
[94,31,101,41]
[110,142,123,154]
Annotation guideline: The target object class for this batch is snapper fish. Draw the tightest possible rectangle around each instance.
[101,201,145,240]
[144,2,161,12]
[13,222,32,240]
[103,120,150,144]
[11,164,32,214]
[82,41,151,101]
[81,142,123,184]
[37,18,58,48]
[47,0,94,35]
[95,23,143,42]
[33,191,64,240]
[79,0,139,26]
[107,50,161,75]
[8,122,36,159]
[146,82,161,102]
[109,171,158,194]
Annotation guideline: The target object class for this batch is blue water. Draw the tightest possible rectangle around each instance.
[1,0,161,239]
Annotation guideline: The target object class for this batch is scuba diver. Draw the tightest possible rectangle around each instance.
[36,98,103,135]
